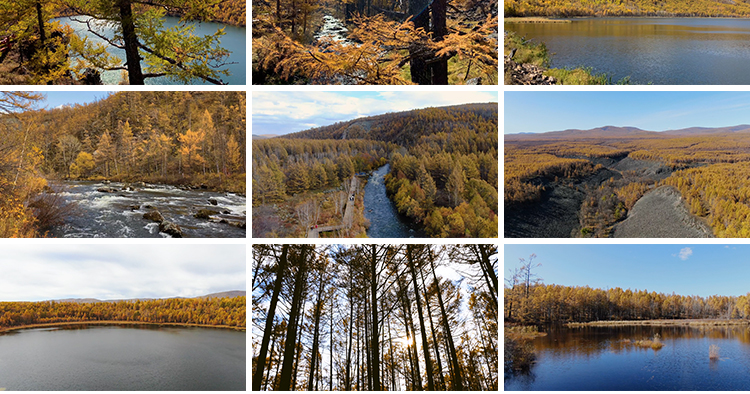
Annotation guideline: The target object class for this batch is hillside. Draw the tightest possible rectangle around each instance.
[51,291,247,303]
[253,103,498,237]
[505,126,750,237]
[504,0,750,17]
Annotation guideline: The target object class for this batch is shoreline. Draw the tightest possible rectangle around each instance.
[0,321,246,334]
[567,319,750,327]
[505,15,750,20]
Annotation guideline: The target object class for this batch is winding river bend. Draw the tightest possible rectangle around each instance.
[0,325,245,390]
[363,164,422,238]
[58,16,246,85]
[50,181,246,238]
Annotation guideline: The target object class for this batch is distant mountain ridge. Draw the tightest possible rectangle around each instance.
[285,103,498,146]
[506,124,750,139]
[49,290,246,304]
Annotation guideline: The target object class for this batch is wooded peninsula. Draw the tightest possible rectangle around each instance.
[252,244,498,391]
[252,104,498,238]
[0,91,246,238]
[0,295,246,332]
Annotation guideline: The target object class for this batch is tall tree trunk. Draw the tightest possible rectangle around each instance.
[370,245,381,390]
[116,0,145,85]
[278,246,309,391]
[252,245,288,391]
[408,0,431,84]
[399,276,422,390]
[330,291,334,391]
[430,251,463,390]
[262,328,277,391]
[430,0,448,84]
[407,246,434,390]
[421,265,446,390]
[387,316,396,390]
[35,1,46,45]
[345,292,354,390]
[307,271,327,391]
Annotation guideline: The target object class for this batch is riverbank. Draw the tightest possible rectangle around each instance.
[567,319,750,327]
[0,320,246,334]
[504,17,571,23]
[504,31,624,84]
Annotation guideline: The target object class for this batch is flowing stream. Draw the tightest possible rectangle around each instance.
[363,164,423,238]
[49,181,246,238]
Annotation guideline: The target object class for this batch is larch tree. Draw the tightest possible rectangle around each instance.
[63,0,232,85]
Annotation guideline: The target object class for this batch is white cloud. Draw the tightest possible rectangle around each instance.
[0,245,245,301]
[678,247,693,261]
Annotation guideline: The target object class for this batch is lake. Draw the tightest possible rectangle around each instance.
[50,181,246,238]
[58,16,246,85]
[505,325,750,390]
[363,164,422,238]
[505,18,750,84]
[0,325,245,390]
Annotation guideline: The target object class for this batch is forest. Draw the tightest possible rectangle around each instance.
[504,0,750,17]
[252,104,498,238]
[505,128,750,237]
[0,0,245,85]
[0,91,245,237]
[0,295,246,330]
[505,256,750,325]
[252,244,498,391]
[252,0,498,84]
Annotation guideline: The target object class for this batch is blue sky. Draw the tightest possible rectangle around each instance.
[504,91,750,134]
[504,244,750,297]
[252,91,498,136]
[40,91,112,109]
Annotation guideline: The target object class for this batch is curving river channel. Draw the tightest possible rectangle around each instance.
[50,181,246,238]
[0,325,245,390]
[363,164,423,238]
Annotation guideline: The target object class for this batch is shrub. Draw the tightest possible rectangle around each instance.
[709,344,720,360]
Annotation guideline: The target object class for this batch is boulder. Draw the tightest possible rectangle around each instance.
[134,181,146,187]
[97,187,117,193]
[194,209,219,219]
[159,221,183,238]
[208,198,218,206]
[143,210,164,222]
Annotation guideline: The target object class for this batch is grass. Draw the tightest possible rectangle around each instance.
[505,325,547,373]
[504,30,629,85]
[633,337,664,350]
[504,17,572,23]
[709,344,720,360]
[0,320,245,334]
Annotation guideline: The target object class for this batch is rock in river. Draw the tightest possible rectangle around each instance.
[159,221,183,238]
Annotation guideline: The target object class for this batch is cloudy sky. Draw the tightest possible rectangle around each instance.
[0,244,245,301]
[505,244,750,297]
[505,91,750,134]
[252,91,498,136]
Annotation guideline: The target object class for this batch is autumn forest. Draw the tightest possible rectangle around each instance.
[252,244,498,391]
[505,127,750,238]
[0,91,245,237]
[252,103,498,238]
[252,0,498,84]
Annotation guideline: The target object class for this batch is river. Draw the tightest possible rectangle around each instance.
[50,181,246,238]
[363,164,422,238]
[57,16,246,85]
[505,18,750,84]
[505,325,750,390]
[0,325,245,390]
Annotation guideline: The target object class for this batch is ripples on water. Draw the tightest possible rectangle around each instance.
[51,181,246,238]
[364,164,421,238]
[505,325,750,390]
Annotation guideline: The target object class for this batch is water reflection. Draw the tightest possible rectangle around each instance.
[506,325,750,390]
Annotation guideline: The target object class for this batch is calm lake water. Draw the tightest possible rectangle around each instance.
[0,325,246,390]
[58,16,246,85]
[505,325,750,390]
[505,18,750,84]
[50,181,246,238]
[364,164,421,238]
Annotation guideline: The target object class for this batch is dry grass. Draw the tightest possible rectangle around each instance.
[504,17,572,23]
[567,319,750,327]
[709,344,720,360]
